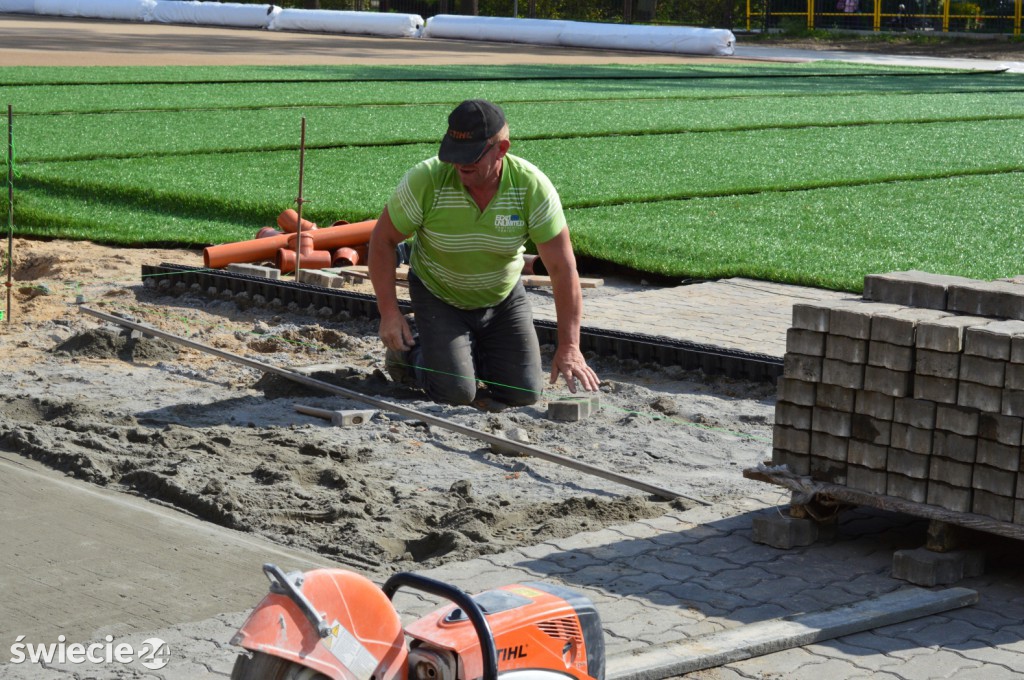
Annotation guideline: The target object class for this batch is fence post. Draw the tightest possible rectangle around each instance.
[808,0,814,29]
[942,0,950,30]
[873,0,881,29]
[1016,0,1021,35]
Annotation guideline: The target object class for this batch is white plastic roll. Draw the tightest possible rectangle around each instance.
[33,0,157,21]
[149,1,280,28]
[268,8,424,38]
[421,15,736,56]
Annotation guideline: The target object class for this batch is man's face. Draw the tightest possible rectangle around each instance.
[453,140,506,191]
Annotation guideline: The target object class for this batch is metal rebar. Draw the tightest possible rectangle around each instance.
[293,117,307,277]
[6,104,13,324]
[80,305,705,504]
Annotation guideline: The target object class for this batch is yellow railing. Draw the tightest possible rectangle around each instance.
[748,0,1022,35]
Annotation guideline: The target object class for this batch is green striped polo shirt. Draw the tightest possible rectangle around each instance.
[386,153,567,310]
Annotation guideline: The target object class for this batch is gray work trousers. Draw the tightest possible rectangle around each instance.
[408,272,543,406]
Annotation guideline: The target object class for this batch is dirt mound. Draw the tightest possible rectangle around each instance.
[53,328,179,361]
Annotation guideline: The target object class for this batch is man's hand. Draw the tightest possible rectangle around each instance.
[549,345,600,393]
[379,313,415,352]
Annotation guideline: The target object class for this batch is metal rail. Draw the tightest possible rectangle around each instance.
[81,305,707,505]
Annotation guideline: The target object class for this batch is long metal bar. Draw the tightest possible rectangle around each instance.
[294,117,307,276]
[6,105,13,323]
[81,306,705,504]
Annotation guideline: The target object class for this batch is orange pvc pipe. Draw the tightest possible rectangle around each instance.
[256,226,283,239]
[277,208,317,233]
[331,247,360,267]
[204,220,376,269]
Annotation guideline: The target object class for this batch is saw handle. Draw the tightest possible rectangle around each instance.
[382,572,499,680]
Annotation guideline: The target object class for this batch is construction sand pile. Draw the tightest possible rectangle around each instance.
[0,238,778,578]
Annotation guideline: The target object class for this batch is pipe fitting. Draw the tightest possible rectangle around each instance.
[277,208,318,233]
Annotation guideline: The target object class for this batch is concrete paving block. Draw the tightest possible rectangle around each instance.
[226,263,281,280]
[848,439,888,469]
[927,481,973,513]
[948,279,1023,318]
[936,404,980,436]
[826,334,869,364]
[868,341,915,372]
[787,328,826,356]
[791,301,834,332]
[809,456,847,484]
[776,377,816,407]
[812,407,852,437]
[772,449,811,476]
[811,431,848,462]
[887,472,928,503]
[887,447,930,478]
[814,383,855,412]
[830,301,904,340]
[1016,498,1024,523]
[851,414,892,446]
[893,397,937,429]
[863,270,974,309]
[929,456,974,488]
[783,353,823,383]
[975,438,1021,471]
[1007,363,1024,391]
[890,423,934,455]
[847,465,888,494]
[916,315,991,353]
[972,465,1017,497]
[960,355,1006,388]
[916,348,961,379]
[773,425,811,454]
[892,547,984,586]
[775,402,812,430]
[1003,389,1024,417]
[870,306,954,344]
[914,374,958,404]
[863,365,913,397]
[822,358,865,389]
[958,381,1003,414]
[751,513,819,549]
[932,431,977,464]
[972,489,1016,522]
[1014,335,1024,364]
[547,396,599,422]
[964,320,1024,360]
[977,412,1024,446]
[296,269,336,288]
[855,389,895,420]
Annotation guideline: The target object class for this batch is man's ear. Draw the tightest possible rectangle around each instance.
[496,139,511,158]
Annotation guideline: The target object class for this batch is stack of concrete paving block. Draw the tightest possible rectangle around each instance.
[773,271,1024,525]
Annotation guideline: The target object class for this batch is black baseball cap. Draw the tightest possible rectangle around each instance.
[438,100,506,165]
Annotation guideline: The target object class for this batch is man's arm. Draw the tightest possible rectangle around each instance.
[535,228,600,393]
[368,207,415,351]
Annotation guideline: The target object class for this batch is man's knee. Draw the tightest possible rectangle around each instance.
[493,388,540,407]
[425,378,477,406]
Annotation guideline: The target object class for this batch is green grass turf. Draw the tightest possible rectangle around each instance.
[566,173,1024,292]
[17,119,1024,227]
[4,63,1024,291]
[4,70,1019,115]
[13,91,1024,162]
[0,62,951,86]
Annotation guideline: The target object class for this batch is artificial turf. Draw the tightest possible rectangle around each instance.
[4,62,1024,291]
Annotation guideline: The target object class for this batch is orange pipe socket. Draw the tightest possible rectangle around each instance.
[204,219,376,269]
[331,247,360,267]
[277,209,317,233]
[276,233,332,274]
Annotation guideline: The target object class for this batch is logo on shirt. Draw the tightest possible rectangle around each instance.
[495,214,526,230]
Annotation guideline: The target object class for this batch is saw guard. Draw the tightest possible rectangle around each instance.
[232,568,407,680]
